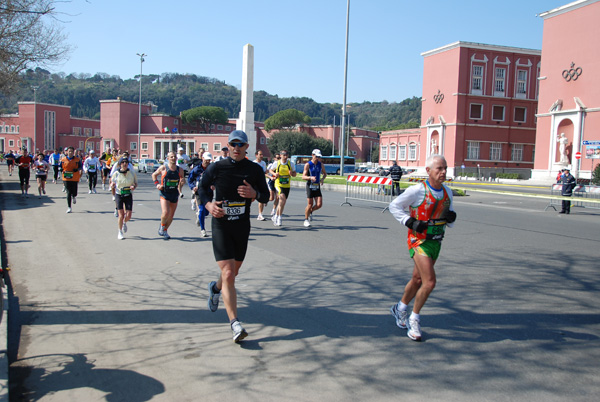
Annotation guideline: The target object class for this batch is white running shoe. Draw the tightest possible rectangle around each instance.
[122,222,127,233]
[271,214,277,225]
[118,230,124,240]
[407,317,422,341]
[93,189,97,194]
[200,229,208,237]
[180,193,184,198]
[72,197,76,204]
[257,214,266,221]
[158,225,165,236]
[114,209,118,217]
[66,207,72,213]
[270,209,275,216]
[390,304,407,329]
[112,195,115,201]
[103,184,106,190]
[208,281,220,312]
[62,187,66,192]
[303,219,311,227]
[163,230,170,240]
[276,216,282,226]
[88,190,92,194]
[231,321,248,343]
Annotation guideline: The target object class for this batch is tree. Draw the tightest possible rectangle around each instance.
[592,163,600,186]
[180,106,228,133]
[0,0,70,95]
[267,130,332,157]
[264,108,311,132]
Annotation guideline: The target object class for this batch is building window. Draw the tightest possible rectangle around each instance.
[492,105,505,121]
[381,146,388,160]
[10,125,15,133]
[217,125,223,130]
[201,142,208,150]
[213,143,221,152]
[260,137,266,144]
[472,65,483,94]
[514,107,527,123]
[78,141,84,149]
[390,145,397,160]
[9,140,14,147]
[16,125,19,133]
[73,127,81,135]
[495,67,506,95]
[130,142,137,151]
[470,104,483,120]
[511,144,523,161]
[94,129,100,137]
[173,119,178,125]
[408,144,417,160]
[84,128,92,137]
[516,70,527,96]
[490,143,502,160]
[210,124,215,129]
[226,126,232,131]
[467,142,480,159]
[398,145,406,160]
[141,142,148,150]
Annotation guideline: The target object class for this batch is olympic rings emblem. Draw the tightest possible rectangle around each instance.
[562,62,582,82]
[433,90,444,104]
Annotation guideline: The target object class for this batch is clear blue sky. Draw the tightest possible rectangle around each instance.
[50,0,569,104]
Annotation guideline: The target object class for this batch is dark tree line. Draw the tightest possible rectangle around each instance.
[0,68,422,130]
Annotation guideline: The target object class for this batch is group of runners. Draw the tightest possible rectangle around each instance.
[3,134,457,344]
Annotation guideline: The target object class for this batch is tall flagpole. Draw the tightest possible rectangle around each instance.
[339,0,350,176]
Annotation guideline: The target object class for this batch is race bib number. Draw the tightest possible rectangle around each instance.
[309,183,320,191]
[223,200,246,216]
[279,177,289,185]
[63,171,74,179]
[426,219,446,240]
[178,159,184,165]
[120,187,131,196]
[165,179,178,189]
[36,169,46,176]
[88,166,96,172]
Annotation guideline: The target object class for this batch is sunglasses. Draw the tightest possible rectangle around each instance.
[280,153,288,156]
[228,142,246,148]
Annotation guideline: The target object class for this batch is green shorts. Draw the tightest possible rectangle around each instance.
[409,240,442,260]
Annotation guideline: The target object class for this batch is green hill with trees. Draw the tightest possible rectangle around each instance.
[1,68,421,131]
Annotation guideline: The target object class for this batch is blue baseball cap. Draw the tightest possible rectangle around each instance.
[228,130,248,144]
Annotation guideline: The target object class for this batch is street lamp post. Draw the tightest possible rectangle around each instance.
[32,85,39,152]
[136,53,146,160]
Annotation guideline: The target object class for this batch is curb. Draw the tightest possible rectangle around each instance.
[0,278,8,401]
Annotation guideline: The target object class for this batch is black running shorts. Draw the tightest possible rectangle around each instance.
[211,219,251,262]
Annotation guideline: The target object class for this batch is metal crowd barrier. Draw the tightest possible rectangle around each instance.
[545,184,600,211]
[341,175,401,212]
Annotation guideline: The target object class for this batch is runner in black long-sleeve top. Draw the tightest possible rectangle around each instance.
[200,130,270,343]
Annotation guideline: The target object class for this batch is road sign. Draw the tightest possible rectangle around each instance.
[575,151,582,160]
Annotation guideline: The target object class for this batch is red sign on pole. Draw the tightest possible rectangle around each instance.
[575,151,582,160]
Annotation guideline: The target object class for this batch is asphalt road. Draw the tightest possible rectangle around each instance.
[1,168,599,401]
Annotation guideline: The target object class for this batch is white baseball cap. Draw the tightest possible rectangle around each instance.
[202,152,213,160]
[312,149,322,157]
[178,147,184,151]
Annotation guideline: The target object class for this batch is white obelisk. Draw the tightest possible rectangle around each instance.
[237,44,256,156]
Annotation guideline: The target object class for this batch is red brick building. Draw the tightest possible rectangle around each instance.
[380,41,541,178]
